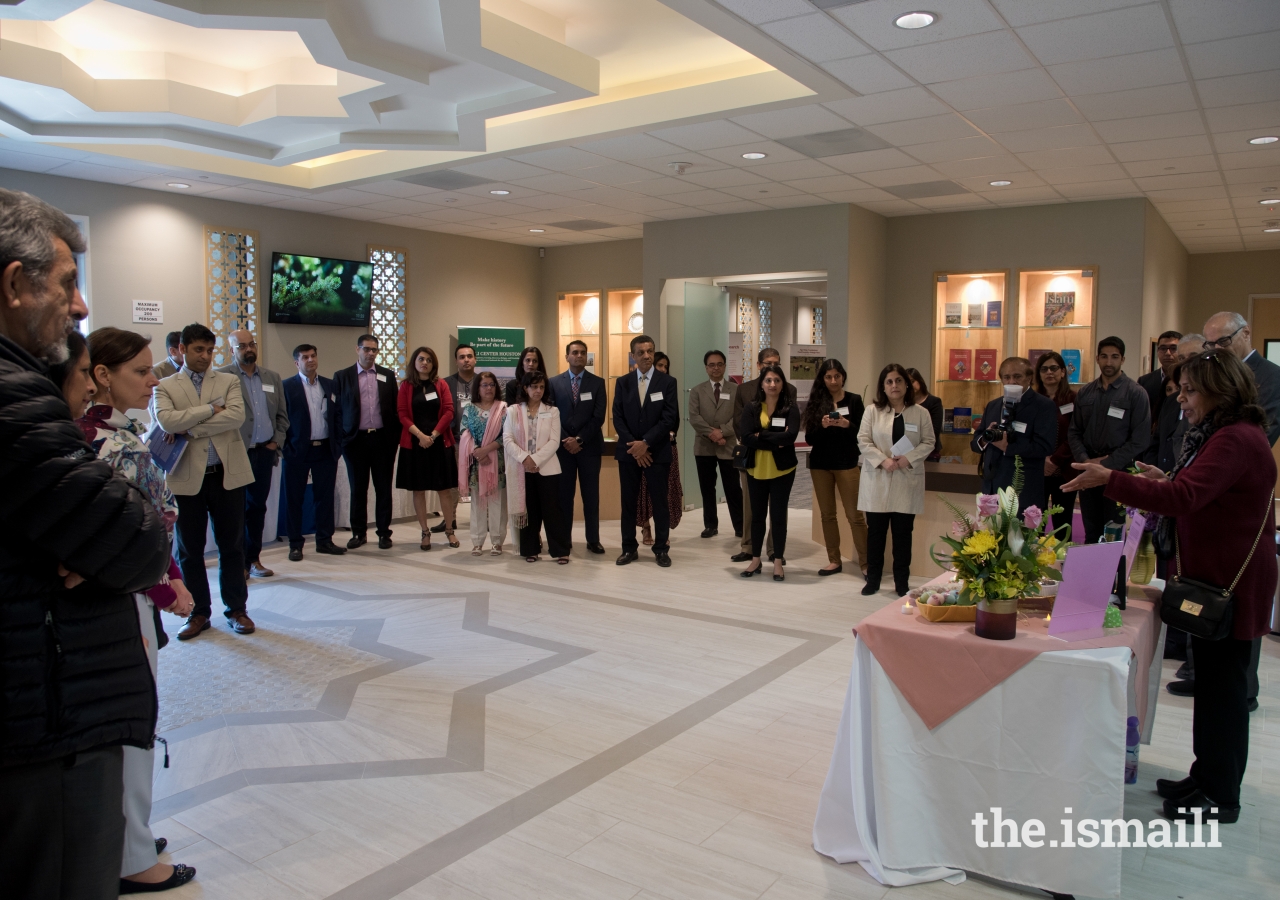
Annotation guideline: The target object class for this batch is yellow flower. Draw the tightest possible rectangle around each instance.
[962,531,998,557]
[1036,548,1057,566]
[1039,535,1059,549]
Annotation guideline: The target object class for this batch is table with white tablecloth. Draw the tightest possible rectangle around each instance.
[813,594,1164,899]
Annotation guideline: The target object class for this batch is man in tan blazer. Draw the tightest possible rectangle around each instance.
[688,350,743,539]
[153,324,256,640]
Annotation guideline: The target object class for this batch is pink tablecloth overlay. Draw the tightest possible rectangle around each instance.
[854,585,1162,730]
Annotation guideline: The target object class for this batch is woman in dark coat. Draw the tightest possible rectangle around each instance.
[737,364,800,581]
[1034,351,1079,538]
[1064,350,1276,825]
[397,346,458,549]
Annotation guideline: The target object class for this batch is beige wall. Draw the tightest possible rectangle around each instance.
[1187,249,1280,341]
[847,203,888,400]
[1141,201,1189,369]
[885,198,1150,381]
[0,169,542,379]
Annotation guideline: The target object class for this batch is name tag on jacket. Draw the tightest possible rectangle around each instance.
[330,393,337,402]
[772,417,787,427]
[649,391,664,402]
[1107,405,1125,418]
[1060,403,1074,414]
[836,407,849,417]
[580,392,593,401]
[1011,421,1027,433]
[424,391,438,401]
[905,422,918,433]
[376,373,387,383]
[262,384,275,393]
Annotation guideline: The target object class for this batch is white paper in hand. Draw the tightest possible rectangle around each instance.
[889,434,914,458]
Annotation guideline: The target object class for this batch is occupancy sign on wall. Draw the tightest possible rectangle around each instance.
[458,326,524,378]
[132,300,163,324]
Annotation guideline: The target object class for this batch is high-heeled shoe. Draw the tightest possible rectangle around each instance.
[773,571,785,582]
[446,528,460,548]
[420,530,431,551]
[741,563,762,578]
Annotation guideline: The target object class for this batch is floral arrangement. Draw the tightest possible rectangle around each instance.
[931,461,1070,604]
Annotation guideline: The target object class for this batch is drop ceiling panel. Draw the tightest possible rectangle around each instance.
[1017,145,1119,169]
[1133,171,1224,191]
[820,147,923,173]
[864,114,984,146]
[647,120,764,151]
[990,0,1153,28]
[1054,179,1142,198]
[680,167,771,189]
[783,174,872,194]
[509,172,602,193]
[574,134,688,161]
[1109,134,1215,162]
[820,55,916,94]
[965,99,1085,133]
[697,142,812,166]
[1093,111,1207,144]
[712,0,816,26]
[822,88,952,125]
[1122,155,1219,177]
[930,68,1064,111]
[1197,72,1280,107]
[1072,83,1199,122]
[884,30,1036,84]
[1167,0,1280,44]
[1016,4,1174,66]
[718,182,809,200]
[760,13,869,62]
[1046,47,1186,95]
[905,135,1005,163]
[742,158,842,181]
[511,147,615,172]
[930,155,1028,179]
[829,0,1006,51]
[995,124,1102,153]
[857,165,951,187]
[1203,101,1280,134]
[730,104,854,139]
[1184,31,1280,80]
[1038,163,1133,185]
[976,186,1062,204]
[570,162,666,186]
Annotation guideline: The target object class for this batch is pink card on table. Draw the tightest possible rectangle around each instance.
[1049,541,1126,641]
[1122,513,1146,581]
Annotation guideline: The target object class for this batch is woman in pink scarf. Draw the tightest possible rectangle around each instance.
[457,372,508,554]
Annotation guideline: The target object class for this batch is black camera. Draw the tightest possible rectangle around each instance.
[981,422,1006,443]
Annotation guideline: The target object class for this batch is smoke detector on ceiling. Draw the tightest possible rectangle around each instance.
[668,162,693,176]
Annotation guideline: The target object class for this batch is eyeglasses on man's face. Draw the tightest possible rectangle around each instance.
[1203,326,1243,350]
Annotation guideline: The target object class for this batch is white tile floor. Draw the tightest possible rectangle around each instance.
[150,504,1279,900]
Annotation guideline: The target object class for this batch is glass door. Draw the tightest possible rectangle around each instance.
[682,283,728,511]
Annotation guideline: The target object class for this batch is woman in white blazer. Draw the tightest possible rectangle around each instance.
[503,370,570,563]
[857,363,936,597]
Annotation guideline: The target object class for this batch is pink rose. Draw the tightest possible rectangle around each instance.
[976,494,999,518]
[1022,506,1043,531]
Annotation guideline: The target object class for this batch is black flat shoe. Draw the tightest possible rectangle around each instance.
[154,837,167,855]
[818,565,842,577]
[378,536,393,550]
[119,864,196,894]
[287,548,303,561]
[1156,775,1197,800]
[700,527,718,538]
[315,542,347,555]
[730,551,752,562]
[1162,789,1240,824]
[861,583,880,596]
[773,573,785,582]
[1166,679,1195,697]
[741,564,762,578]
[347,535,366,550]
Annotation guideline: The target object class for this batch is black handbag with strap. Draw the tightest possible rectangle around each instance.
[1159,490,1272,640]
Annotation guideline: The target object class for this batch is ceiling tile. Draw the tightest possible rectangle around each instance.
[955,172,1049,190]
[696,199,772,214]
[509,193,581,210]
[912,194,995,210]
[648,120,764,150]
[821,148,923,173]
[573,162,665,186]
[1168,0,1280,44]
[730,104,853,139]
[330,206,396,222]
[627,152,732,176]
[930,68,1064,111]
[509,172,600,193]
[1072,83,1198,122]
[602,192,695,213]
[857,165,949,187]
[884,30,1037,84]
[865,114,984,146]
[698,142,811,166]
[1152,197,1232,212]
[1217,147,1280,169]
[653,188,739,206]
[511,147,614,171]
[1123,155,1219,177]
[1144,185,1231,202]
[47,161,150,185]
[1204,101,1280,135]
[1184,30,1280,80]
[991,0,1152,28]
[1017,4,1174,66]
[1109,134,1214,161]
[362,197,436,215]
[1046,47,1186,95]
[453,158,549,181]
[742,158,841,181]
[376,215,436,229]
[1017,144,1117,169]
[831,0,1006,51]
[1093,111,1206,143]
[1198,71,1280,108]
[349,180,437,198]
[905,135,1005,163]
[816,187,900,203]
[930,155,1030,178]
[1053,179,1143,198]
[755,194,829,210]
[623,176,716,197]
[995,124,1101,152]
[966,99,1085,133]
[680,167,771,189]
[1133,171,1224,191]
[823,87,951,125]
[976,185,1065,204]
[821,55,916,94]
[713,0,815,26]
[464,200,540,217]
[783,174,871,194]
[1038,163,1133,184]
[1221,163,1280,183]
[310,187,384,206]
[558,185,647,206]
[267,197,348,214]
[761,13,869,62]
[574,133,687,161]
[718,182,809,201]
[856,199,927,214]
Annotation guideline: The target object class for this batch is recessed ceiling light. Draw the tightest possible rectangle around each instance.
[894,11,936,29]
[989,180,1012,187]
[490,189,510,195]
[529,228,545,233]
[1261,199,1280,205]
[1249,136,1278,145]
[166,182,190,189]
[742,152,767,160]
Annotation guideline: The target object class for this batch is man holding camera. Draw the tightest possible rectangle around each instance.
[970,356,1057,510]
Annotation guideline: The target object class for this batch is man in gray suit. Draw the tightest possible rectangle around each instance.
[688,350,742,539]
[152,330,183,379]
[219,329,289,579]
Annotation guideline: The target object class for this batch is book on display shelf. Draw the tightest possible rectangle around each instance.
[1028,348,1052,372]
[952,407,973,434]
[942,407,954,433]
[968,303,984,326]
[944,302,962,326]
[986,300,1002,328]
[1043,292,1076,326]
[1062,349,1082,383]
[975,349,998,381]
[949,349,971,381]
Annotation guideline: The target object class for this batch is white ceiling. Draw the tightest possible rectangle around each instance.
[0,0,1276,253]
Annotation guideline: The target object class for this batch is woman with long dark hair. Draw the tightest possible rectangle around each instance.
[857,363,936,596]
[1063,350,1275,825]
[46,329,95,416]
[738,364,800,581]
[905,367,942,463]
[803,359,869,576]
[637,350,683,543]
[1034,350,1078,537]
[397,346,459,550]
[458,371,507,555]
[503,346,553,404]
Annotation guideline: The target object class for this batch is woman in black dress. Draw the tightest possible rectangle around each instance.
[504,346,554,404]
[906,367,943,462]
[397,346,459,550]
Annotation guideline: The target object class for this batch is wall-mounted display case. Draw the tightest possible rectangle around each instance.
[557,290,601,375]
[606,289,643,439]
[1016,268,1097,388]
[558,288,643,440]
[931,271,1009,464]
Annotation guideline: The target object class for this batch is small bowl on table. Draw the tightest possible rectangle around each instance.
[914,598,977,622]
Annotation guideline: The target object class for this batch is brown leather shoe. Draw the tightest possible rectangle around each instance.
[177,615,210,641]
[228,613,256,635]
[249,562,274,578]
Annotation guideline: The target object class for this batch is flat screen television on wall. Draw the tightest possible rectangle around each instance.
[269,252,373,327]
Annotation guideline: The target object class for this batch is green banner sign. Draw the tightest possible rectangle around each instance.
[458,326,525,377]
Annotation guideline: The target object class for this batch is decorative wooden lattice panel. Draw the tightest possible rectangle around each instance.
[368,244,408,379]
[204,226,259,367]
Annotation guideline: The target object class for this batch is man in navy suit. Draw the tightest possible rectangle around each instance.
[552,340,608,554]
[613,334,680,567]
[332,334,401,549]
[281,344,347,561]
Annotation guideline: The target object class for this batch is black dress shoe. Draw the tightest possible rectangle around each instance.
[288,547,303,562]
[347,535,367,550]
[1166,679,1195,696]
[730,551,752,562]
[119,864,197,894]
[1175,660,1194,680]
[655,553,671,567]
[586,542,606,554]
[378,536,393,549]
[316,542,347,555]
[819,565,843,577]
[1248,697,1259,712]
[1156,775,1197,800]
[616,550,639,566]
[1162,789,1240,824]
[154,837,167,855]
[861,583,880,596]
[700,527,718,538]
